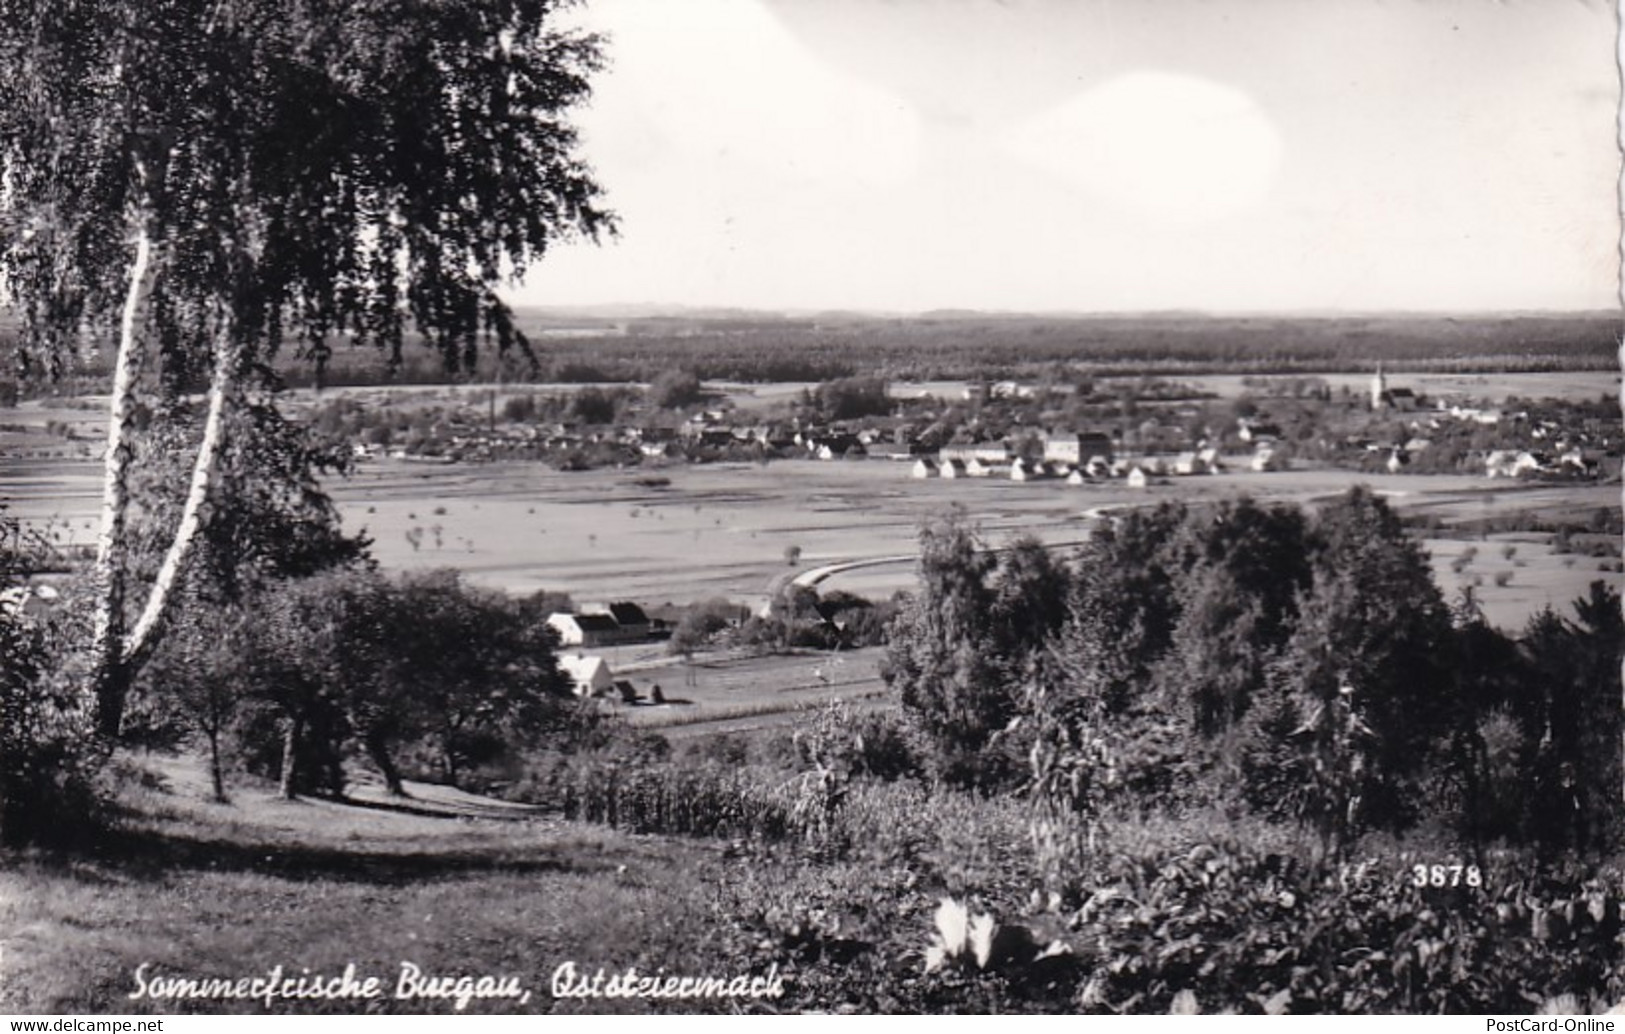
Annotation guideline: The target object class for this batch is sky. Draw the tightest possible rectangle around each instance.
[512,0,1621,315]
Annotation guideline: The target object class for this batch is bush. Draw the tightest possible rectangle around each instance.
[667,598,742,656]
[801,708,922,784]
[501,393,538,423]
[648,368,704,410]
[0,575,105,848]
[1070,839,1624,1014]
[569,386,618,425]
[816,376,891,421]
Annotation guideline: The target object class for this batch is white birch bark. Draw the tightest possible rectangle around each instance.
[89,228,150,731]
[124,332,236,670]
[91,216,237,734]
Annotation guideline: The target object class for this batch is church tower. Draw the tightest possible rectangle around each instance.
[1370,362,1387,410]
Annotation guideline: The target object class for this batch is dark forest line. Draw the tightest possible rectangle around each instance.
[5,312,1617,396]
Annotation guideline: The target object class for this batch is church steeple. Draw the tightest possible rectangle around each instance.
[1371,362,1387,410]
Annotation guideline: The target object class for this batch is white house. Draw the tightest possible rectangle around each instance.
[1486,450,1543,478]
[546,612,625,648]
[1171,452,1211,476]
[911,457,939,479]
[940,443,1010,465]
[1044,432,1115,466]
[559,654,614,697]
[1009,457,1046,482]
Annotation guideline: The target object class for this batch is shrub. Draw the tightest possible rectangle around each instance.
[1070,839,1624,1014]
[648,368,704,410]
[0,574,105,848]
[815,376,891,421]
[667,598,742,656]
[501,393,538,423]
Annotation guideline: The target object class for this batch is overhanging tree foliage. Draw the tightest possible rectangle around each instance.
[0,0,612,737]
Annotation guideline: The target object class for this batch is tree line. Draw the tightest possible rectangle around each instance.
[885,489,1623,880]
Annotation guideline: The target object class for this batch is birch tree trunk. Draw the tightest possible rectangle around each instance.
[91,226,238,739]
[90,229,151,739]
[124,331,237,673]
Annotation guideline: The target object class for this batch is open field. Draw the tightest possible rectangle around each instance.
[3,450,1618,630]
[2,370,1619,738]
[610,647,887,738]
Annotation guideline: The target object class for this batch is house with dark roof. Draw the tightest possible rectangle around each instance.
[547,612,627,648]
[1043,431,1115,466]
[582,602,653,640]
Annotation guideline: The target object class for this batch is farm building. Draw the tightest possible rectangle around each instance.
[1485,450,1544,478]
[640,440,684,459]
[1560,448,1606,476]
[939,458,968,479]
[1044,431,1115,466]
[1125,466,1149,489]
[1237,421,1283,444]
[559,654,614,697]
[581,602,654,640]
[1171,451,1213,475]
[911,458,939,478]
[808,434,864,460]
[940,442,1010,466]
[1383,388,1419,411]
[864,441,911,461]
[546,610,657,648]
[1010,458,1047,481]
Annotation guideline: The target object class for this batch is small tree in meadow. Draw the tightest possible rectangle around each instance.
[884,513,1016,788]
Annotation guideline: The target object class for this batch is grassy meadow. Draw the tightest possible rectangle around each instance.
[4,745,1620,1015]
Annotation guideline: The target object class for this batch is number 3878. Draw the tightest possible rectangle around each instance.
[1412,863,1482,888]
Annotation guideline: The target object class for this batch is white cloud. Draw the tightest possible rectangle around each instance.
[584,0,920,187]
[1000,70,1283,224]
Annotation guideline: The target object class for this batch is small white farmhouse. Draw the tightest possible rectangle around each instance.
[559,654,614,697]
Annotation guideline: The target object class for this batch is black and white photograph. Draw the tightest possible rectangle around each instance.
[0,0,1621,1018]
